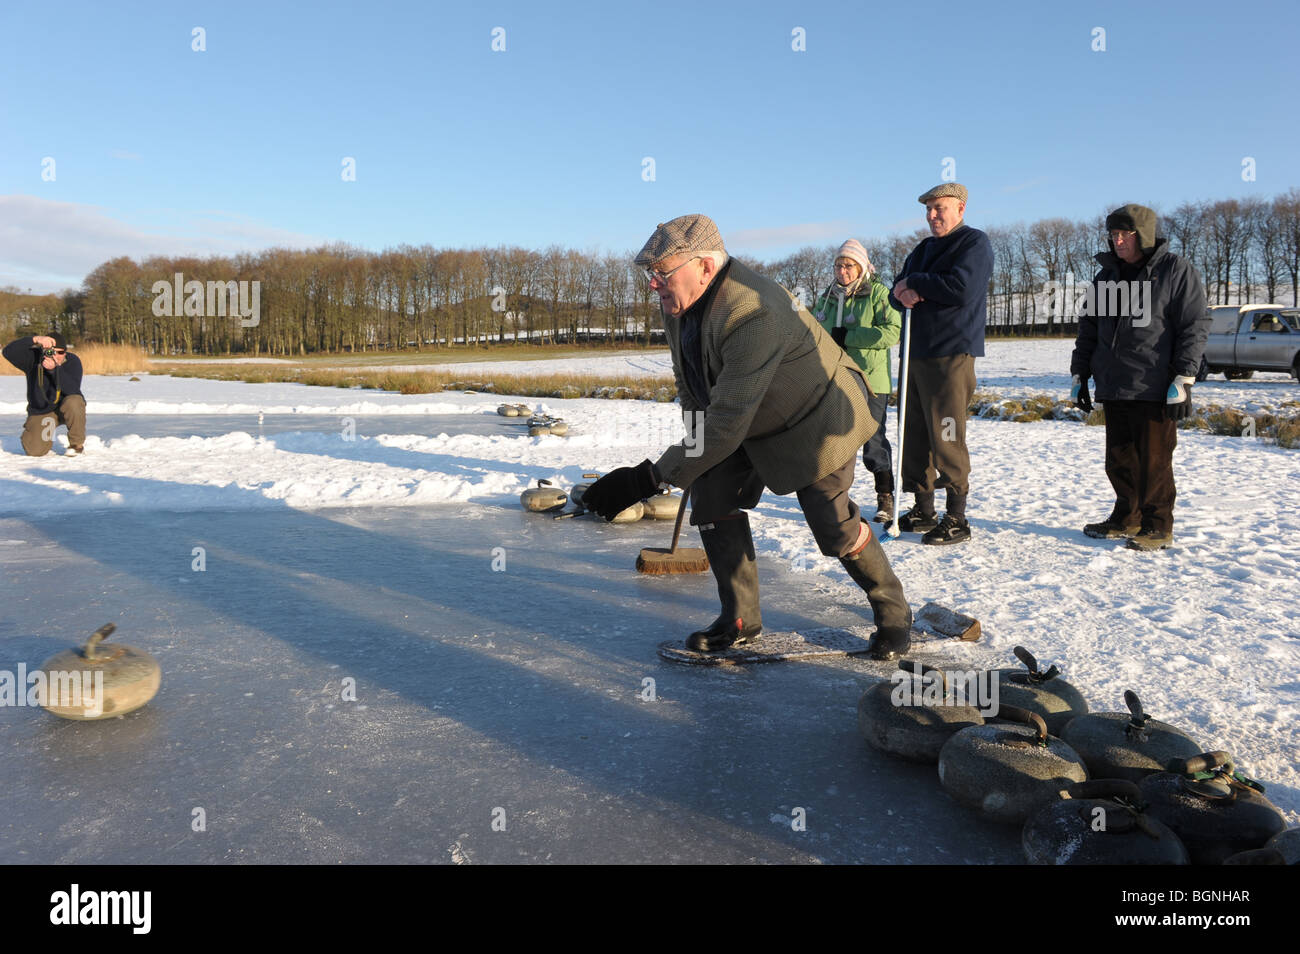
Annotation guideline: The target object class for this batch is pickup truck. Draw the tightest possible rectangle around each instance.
[1196,304,1300,381]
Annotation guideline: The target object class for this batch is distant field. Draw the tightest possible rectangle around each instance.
[155,343,663,369]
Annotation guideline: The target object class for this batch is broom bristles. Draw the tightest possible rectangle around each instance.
[635,547,709,575]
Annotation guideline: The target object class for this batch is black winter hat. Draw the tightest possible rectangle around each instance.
[1105,204,1158,255]
[48,332,69,350]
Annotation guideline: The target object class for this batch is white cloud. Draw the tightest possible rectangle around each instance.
[0,194,326,293]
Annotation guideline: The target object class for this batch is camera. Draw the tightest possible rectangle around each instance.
[42,348,58,357]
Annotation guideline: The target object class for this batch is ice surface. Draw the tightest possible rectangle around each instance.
[0,507,1020,864]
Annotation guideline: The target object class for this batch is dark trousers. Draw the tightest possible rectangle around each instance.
[1102,400,1177,534]
[690,447,861,557]
[862,391,893,489]
[901,354,975,498]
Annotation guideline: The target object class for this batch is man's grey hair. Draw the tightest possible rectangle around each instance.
[699,250,728,270]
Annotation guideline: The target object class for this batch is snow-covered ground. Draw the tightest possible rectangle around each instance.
[247,338,1299,412]
[1,338,1297,850]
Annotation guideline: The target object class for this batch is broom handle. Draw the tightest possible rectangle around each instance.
[887,308,911,538]
[668,483,691,554]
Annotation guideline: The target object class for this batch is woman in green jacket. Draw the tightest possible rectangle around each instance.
[812,240,902,522]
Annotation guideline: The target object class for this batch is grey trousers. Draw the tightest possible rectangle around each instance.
[901,354,975,498]
[689,446,862,557]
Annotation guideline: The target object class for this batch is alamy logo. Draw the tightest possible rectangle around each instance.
[1043,273,1152,327]
[50,884,151,934]
[152,272,260,327]
[0,664,104,718]
[889,668,999,716]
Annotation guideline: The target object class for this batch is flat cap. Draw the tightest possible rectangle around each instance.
[918,182,968,204]
[634,214,725,266]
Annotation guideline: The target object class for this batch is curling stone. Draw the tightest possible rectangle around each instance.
[569,474,600,510]
[1060,690,1201,784]
[857,661,985,763]
[497,404,520,417]
[568,474,642,522]
[38,623,161,720]
[528,416,568,437]
[938,706,1089,825]
[520,479,568,513]
[1222,847,1287,864]
[610,501,644,523]
[1264,828,1300,865]
[994,646,1089,737]
[1139,752,1288,865]
[641,491,682,520]
[1022,780,1189,865]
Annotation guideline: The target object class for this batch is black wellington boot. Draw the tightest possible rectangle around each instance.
[839,524,913,660]
[688,515,763,652]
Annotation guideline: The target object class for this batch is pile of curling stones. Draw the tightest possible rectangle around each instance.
[520,473,683,524]
[497,403,569,437]
[856,648,1296,865]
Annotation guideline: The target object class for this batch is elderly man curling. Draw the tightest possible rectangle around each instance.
[582,214,913,659]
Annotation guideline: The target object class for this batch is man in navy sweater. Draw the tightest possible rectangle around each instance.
[888,183,994,545]
[3,333,86,456]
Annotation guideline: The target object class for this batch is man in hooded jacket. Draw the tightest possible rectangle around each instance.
[1069,204,1209,551]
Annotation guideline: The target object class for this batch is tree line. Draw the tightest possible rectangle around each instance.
[3,189,1298,355]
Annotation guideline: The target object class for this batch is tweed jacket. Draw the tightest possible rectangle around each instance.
[655,260,876,495]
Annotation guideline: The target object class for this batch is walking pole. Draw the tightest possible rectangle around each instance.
[884,307,911,540]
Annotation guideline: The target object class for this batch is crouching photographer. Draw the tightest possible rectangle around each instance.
[2,333,87,456]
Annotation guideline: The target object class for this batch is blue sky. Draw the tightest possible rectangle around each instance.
[2,0,1297,292]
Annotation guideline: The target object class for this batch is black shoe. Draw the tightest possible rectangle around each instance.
[866,626,912,661]
[897,506,938,533]
[921,513,971,545]
[1083,518,1140,539]
[687,615,762,652]
[872,493,894,524]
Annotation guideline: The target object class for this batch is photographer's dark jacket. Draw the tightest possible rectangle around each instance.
[1070,239,1208,402]
[3,337,84,415]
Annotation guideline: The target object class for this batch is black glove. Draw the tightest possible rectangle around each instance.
[582,460,659,520]
[830,326,848,348]
[1070,375,1093,413]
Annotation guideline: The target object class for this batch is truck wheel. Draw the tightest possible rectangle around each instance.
[1293,356,1300,382]
[1195,357,1208,382]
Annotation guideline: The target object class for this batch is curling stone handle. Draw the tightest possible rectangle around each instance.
[996,704,1048,743]
[538,478,553,487]
[1124,690,1145,719]
[897,659,947,692]
[1012,646,1038,674]
[1170,751,1234,776]
[582,472,600,479]
[1066,780,1142,802]
[84,622,117,662]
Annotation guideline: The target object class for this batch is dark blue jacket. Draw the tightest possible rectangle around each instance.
[889,224,993,359]
[3,336,84,415]
[1070,239,1208,402]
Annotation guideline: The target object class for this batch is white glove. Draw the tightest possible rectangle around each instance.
[1166,375,1195,404]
